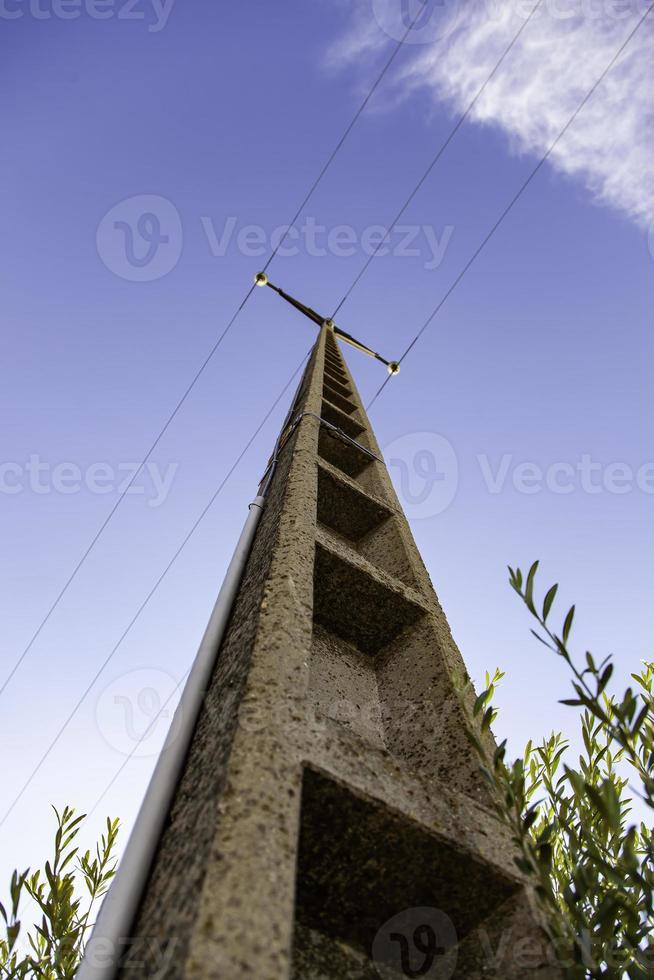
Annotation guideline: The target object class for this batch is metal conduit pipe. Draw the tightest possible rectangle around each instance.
[77,494,266,980]
[77,350,312,980]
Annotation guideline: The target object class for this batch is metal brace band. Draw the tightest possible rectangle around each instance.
[259,410,382,487]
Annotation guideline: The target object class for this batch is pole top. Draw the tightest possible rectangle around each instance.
[255,275,400,378]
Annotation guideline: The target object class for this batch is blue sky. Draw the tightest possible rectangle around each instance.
[1,0,653,910]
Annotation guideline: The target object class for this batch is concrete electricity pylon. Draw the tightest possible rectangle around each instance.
[82,285,561,980]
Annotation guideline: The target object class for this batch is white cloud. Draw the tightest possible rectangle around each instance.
[325,2,387,66]
[330,0,654,227]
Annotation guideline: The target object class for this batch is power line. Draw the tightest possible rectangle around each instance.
[87,666,191,821]
[14,1,651,826]
[0,286,253,698]
[262,9,423,272]
[367,0,654,410]
[1,351,310,825]
[5,663,195,939]
[331,0,546,318]
[0,16,419,699]
[8,0,519,702]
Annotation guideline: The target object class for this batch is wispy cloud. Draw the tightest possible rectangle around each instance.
[329,0,654,227]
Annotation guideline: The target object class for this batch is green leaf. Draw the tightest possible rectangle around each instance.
[632,704,649,735]
[494,740,507,767]
[598,663,614,693]
[473,692,487,717]
[562,604,575,645]
[481,706,495,733]
[542,583,558,621]
[525,561,539,613]
[523,807,540,831]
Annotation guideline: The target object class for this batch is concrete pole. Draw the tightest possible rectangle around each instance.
[111,326,561,979]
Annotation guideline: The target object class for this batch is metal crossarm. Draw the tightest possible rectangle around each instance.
[254,272,400,376]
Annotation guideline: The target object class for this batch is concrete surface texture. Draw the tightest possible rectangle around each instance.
[119,325,562,979]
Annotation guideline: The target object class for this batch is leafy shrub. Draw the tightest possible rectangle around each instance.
[464,563,653,979]
[0,807,119,979]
